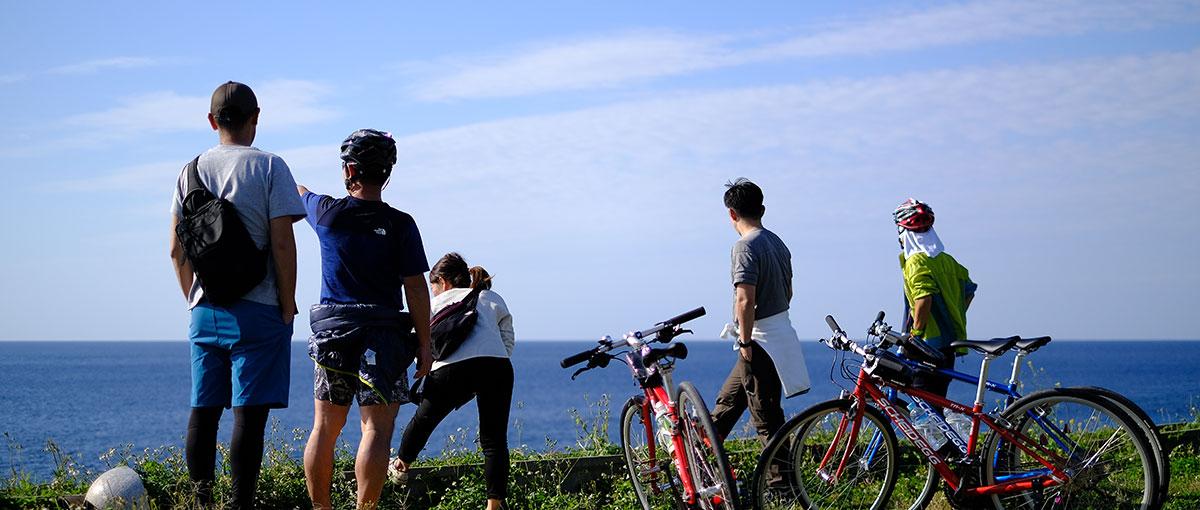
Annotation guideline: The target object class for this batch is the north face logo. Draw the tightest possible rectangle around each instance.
[374,228,387,236]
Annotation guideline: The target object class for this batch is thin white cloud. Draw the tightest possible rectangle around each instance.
[410,31,738,100]
[0,73,27,85]
[54,79,338,147]
[50,159,184,193]
[48,56,163,75]
[751,0,1200,59]
[409,0,1200,100]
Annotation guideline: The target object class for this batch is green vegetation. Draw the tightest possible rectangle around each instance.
[3,401,1199,509]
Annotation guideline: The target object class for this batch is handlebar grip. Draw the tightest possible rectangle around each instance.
[561,349,595,369]
[874,310,885,324]
[665,307,706,326]
[825,315,843,334]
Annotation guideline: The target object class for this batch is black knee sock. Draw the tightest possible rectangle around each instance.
[229,405,270,510]
[186,407,223,506]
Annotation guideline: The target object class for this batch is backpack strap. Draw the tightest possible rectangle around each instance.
[181,156,210,215]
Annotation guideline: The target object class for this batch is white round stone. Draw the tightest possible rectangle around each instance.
[84,466,149,510]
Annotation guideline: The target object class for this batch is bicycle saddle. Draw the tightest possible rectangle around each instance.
[1014,336,1052,353]
[950,336,1020,356]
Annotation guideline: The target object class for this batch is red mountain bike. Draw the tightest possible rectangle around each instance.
[562,307,741,510]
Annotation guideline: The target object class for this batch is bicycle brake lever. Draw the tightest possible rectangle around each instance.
[676,328,693,336]
[571,367,589,380]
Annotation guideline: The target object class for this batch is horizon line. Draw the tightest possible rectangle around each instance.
[2,338,1199,343]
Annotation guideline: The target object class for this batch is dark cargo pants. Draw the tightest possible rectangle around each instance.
[711,341,785,444]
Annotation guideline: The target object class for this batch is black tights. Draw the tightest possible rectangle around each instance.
[399,357,514,501]
[186,405,271,509]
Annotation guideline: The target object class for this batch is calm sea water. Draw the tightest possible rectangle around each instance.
[1,340,1197,480]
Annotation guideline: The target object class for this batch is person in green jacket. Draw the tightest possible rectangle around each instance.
[894,199,977,398]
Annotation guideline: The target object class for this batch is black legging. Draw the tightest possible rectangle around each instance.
[186,405,271,509]
[399,356,514,501]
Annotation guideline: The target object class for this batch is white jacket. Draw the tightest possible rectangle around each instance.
[430,287,515,371]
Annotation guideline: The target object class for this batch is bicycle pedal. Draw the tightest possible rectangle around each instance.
[639,464,663,477]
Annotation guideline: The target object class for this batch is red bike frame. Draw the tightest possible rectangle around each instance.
[639,382,702,504]
[819,369,1070,496]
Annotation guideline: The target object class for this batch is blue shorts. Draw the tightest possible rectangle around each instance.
[189,299,293,408]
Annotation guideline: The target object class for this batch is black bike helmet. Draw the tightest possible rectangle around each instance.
[340,129,397,177]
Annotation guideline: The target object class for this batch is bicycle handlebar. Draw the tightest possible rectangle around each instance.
[561,306,705,370]
[560,348,599,368]
[666,307,706,327]
[633,306,706,339]
[825,315,843,335]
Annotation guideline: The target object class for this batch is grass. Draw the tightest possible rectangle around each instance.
[2,398,1200,509]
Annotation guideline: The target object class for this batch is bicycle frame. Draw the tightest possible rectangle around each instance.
[821,360,1070,497]
[622,345,705,505]
[868,348,1084,478]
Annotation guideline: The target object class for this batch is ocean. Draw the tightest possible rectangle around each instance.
[2,340,1197,480]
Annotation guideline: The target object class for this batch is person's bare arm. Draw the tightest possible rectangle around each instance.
[169,216,193,299]
[735,283,756,362]
[911,295,933,336]
[297,184,309,196]
[269,216,299,324]
[404,274,433,379]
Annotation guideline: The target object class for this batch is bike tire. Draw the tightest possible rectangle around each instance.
[1077,386,1169,506]
[677,381,741,509]
[908,386,1169,510]
[621,395,686,510]
[982,388,1159,510]
[750,398,900,510]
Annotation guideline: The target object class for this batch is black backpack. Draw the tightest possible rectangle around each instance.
[175,156,268,306]
[429,287,485,361]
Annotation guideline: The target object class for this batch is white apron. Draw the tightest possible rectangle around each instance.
[720,309,811,398]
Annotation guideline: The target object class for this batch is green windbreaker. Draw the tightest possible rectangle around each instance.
[899,252,977,351]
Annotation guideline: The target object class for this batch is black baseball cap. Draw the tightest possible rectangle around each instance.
[210,81,259,124]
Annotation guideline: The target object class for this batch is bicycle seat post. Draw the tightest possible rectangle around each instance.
[974,354,996,413]
[1008,350,1026,389]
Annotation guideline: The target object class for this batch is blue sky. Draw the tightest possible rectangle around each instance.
[0,1,1197,340]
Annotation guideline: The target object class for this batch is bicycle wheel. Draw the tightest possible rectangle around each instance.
[621,395,686,510]
[1077,386,1169,505]
[751,398,899,510]
[676,381,741,509]
[983,388,1158,510]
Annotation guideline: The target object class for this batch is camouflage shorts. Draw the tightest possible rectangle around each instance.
[313,364,409,406]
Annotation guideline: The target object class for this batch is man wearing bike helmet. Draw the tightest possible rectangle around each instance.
[712,178,811,445]
[894,198,977,399]
[296,129,432,510]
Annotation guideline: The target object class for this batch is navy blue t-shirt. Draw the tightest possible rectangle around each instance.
[303,193,429,309]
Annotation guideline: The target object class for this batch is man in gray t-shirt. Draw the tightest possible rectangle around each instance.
[168,81,306,509]
[712,178,792,444]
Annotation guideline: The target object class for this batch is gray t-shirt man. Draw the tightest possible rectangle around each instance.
[171,144,307,309]
[731,227,793,320]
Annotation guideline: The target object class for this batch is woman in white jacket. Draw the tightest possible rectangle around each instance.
[393,252,514,510]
